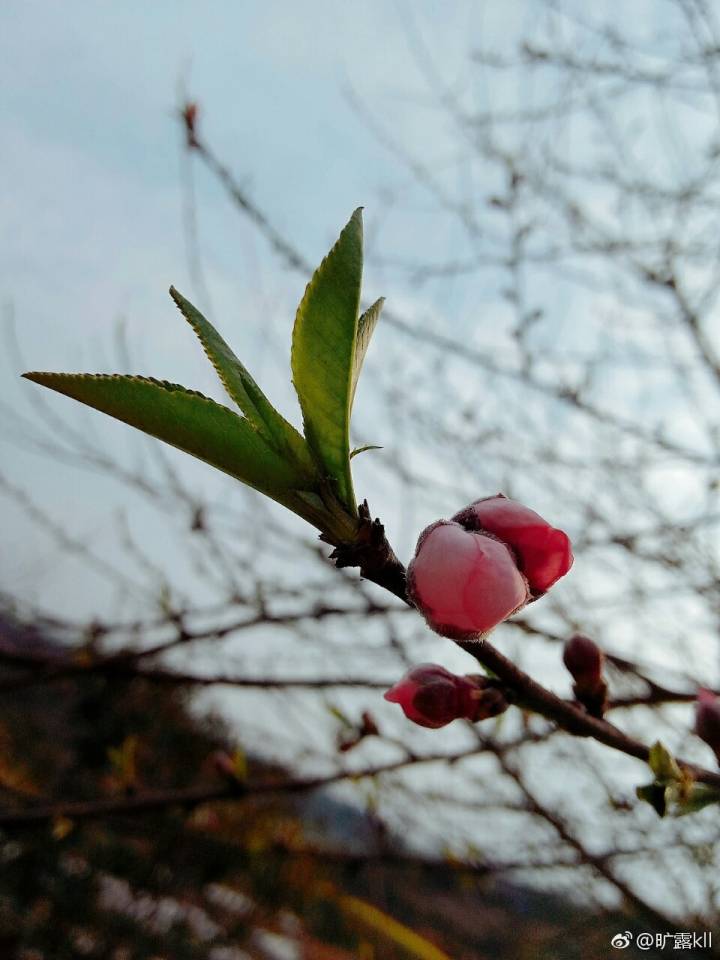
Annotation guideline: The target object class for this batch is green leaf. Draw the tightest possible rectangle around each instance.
[637,779,720,818]
[291,208,364,512]
[636,782,667,817]
[674,783,720,815]
[168,286,315,475]
[351,297,384,412]
[21,372,316,517]
[350,444,383,460]
[648,741,682,783]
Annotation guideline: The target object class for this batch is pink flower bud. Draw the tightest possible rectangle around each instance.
[384,663,507,728]
[695,689,720,763]
[407,521,530,639]
[452,494,573,594]
[563,634,603,688]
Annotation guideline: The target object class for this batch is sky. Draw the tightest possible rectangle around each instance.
[1,0,494,615]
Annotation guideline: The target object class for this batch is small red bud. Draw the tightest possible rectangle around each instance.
[563,634,607,718]
[452,494,573,595]
[384,664,508,729]
[338,711,380,752]
[563,634,603,687]
[360,711,379,737]
[695,689,720,764]
[181,101,199,148]
[408,521,530,639]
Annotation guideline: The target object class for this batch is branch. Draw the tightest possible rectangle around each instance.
[497,754,684,935]
[0,747,482,829]
[455,638,720,788]
[0,599,397,693]
[0,654,393,692]
[184,117,714,467]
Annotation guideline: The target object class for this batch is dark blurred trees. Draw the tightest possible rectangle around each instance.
[0,612,676,960]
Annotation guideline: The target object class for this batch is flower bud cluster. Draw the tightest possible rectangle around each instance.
[408,494,573,640]
[388,496,571,730]
[384,664,508,729]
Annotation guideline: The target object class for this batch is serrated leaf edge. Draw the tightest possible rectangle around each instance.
[23,371,225,404]
[168,287,317,479]
[21,371,294,492]
[168,287,268,425]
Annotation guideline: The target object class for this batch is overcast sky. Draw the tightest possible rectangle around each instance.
[0,2,459,610]
[0,0,669,622]
[4,5,716,918]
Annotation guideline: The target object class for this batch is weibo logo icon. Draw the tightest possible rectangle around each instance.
[611,931,633,949]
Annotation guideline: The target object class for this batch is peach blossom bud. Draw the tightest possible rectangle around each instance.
[452,494,573,594]
[407,521,530,639]
[384,663,508,729]
[563,634,607,717]
[695,689,720,763]
[563,634,603,688]
[360,711,379,737]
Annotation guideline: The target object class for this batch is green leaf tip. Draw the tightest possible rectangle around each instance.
[636,740,720,818]
[291,208,365,513]
[637,777,720,818]
[167,285,316,477]
[636,782,667,817]
[350,444,383,460]
[648,741,682,783]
